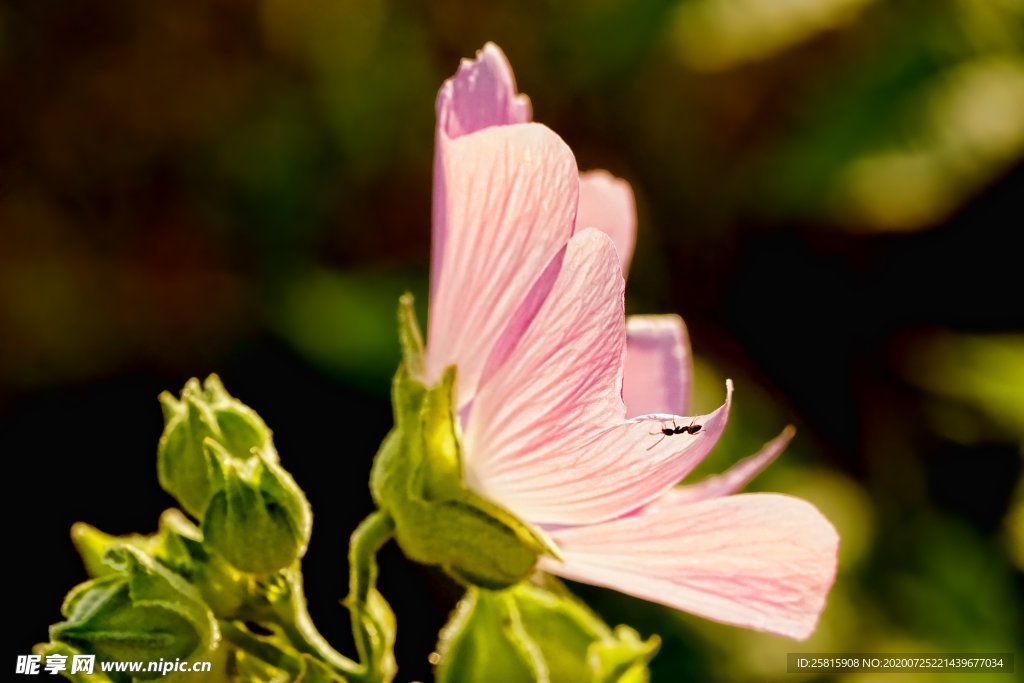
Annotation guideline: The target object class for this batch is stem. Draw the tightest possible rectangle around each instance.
[272,570,364,680]
[259,510,395,682]
[219,620,304,678]
[348,510,395,671]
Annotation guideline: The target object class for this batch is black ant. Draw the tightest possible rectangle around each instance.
[646,417,702,450]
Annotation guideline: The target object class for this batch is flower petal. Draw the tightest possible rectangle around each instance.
[622,315,693,418]
[665,426,795,505]
[426,123,580,402]
[483,390,729,526]
[540,493,839,640]
[462,227,625,478]
[577,170,636,275]
[436,42,532,140]
[464,231,731,524]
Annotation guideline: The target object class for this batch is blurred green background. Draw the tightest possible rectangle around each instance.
[2,1,1022,681]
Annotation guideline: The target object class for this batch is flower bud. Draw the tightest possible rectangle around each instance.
[513,581,659,683]
[49,546,218,679]
[202,444,312,575]
[70,511,253,619]
[434,586,545,683]
[435,582,659,683]
[157,375,274,519]
[154,509,253,618]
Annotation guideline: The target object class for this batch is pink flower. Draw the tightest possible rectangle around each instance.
[424,43,838,640]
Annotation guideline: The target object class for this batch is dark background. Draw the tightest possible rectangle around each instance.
[3,1,1022,681]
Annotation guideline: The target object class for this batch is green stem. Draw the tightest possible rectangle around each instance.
[347,510,395,672]
[272,570,364,680]
[259,510,395,682]
[219,620,304,677]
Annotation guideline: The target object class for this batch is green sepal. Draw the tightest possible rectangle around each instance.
[590,627,660,683]
[70,514,198,582]
[371,307,555,588]
[202,448,312,575]
[157,375,275,520]
[71,523,158,579]
[49,546,218,681]
[33,642,109,683]
[435,588,548,683]
[397,293,425,377]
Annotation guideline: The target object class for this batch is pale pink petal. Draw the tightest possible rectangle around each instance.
[436,42,532,140]
[539,493,839,640]
[577,170,636,276]
[462,228,625,478]
[430,44,537,372]
[425,123,580,402]
[464,231,731,524]
[481,391,730,526]
[664,426,796,505]
[622,315,693,418]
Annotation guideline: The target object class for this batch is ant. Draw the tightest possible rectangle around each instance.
[646,417,702,450]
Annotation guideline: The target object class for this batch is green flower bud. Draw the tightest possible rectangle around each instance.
[202,445,312,575]
[70,511,253,619]
[371,299,556,589]
[157,375,274,519]
[50,546,218,680]
[435,582,659,683]
[514,581,659,683]
[155,509,253,619]
[435,586,546,683]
